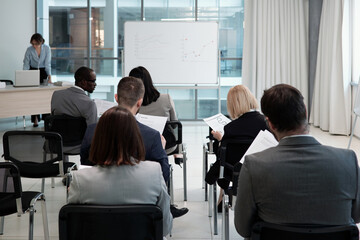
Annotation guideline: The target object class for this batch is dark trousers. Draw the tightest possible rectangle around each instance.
[29,67,49,123]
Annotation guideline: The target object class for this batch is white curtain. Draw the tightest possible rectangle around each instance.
[310,0,351,135]
[242,0,309,105]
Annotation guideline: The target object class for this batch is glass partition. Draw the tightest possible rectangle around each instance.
[37,0,244,120]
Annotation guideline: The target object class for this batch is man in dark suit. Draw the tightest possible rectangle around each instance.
[80,76,188,218]
[234,84,360,238]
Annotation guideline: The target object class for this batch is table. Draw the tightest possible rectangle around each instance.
[0,85,70,119]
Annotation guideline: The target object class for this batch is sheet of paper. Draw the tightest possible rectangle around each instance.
[240,130,278,163]
[203,113,231,134]
[135,113,168,133]
[94,99,117,117]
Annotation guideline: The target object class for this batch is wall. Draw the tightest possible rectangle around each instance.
[0,0,35,81]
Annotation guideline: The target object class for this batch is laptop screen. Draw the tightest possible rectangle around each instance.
[15,70,40,87]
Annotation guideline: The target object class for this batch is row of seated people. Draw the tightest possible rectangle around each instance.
[46,63,360,238]
[205,83,360,239]
[48,66,189,238]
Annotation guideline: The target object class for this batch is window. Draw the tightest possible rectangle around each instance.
[36,0,244,119]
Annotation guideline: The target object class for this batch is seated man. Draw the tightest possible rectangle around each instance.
[50,66,97,160]
[234,84,360,238]
[51,66,97,126]
[80,76,188,218]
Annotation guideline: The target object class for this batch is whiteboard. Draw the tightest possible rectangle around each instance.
[124,21,219,84]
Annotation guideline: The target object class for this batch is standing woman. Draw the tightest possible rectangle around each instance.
[23,33,52,127]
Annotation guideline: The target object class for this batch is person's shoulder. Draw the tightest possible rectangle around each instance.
[25,45,33,52]
[138,160,162,172]
[43,44,51,49]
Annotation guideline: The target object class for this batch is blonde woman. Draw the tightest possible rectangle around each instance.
[205,85,268,211]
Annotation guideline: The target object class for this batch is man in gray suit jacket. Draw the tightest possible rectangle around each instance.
[51,66,98,126]
[234,84,360,238]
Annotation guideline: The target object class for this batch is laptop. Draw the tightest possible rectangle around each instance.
[14,70,40,87]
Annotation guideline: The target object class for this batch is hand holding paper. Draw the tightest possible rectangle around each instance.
[203,113,231,134]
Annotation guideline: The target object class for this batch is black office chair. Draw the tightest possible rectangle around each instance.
[44,115,87,156]
[251,221,359,240]
[203,126,219,201]
[2,131,77,199]
[0,162,50,240]
[163,121,187,202]
[215,138,252,239]
[59,204,163,240]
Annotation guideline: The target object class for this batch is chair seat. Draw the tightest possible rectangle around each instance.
[16,162,76,178]
[0,191,40,216]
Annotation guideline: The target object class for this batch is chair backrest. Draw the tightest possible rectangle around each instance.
[219,138,253,181]
[0,80,14,85]
[58,204,163,240]
[45,115,87,147]
[163,120,182,153]
[2,131,64,178]
[251,221,359,240]
[0,162,23,215]
[0,162,21,198]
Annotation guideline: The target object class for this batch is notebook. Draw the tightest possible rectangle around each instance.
[14,70,40,87]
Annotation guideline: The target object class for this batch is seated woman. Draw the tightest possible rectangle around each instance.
[129,66,180,159]
[68,106,173,237]
[205,85,268,211]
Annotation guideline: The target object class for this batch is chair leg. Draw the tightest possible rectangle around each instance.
[41,198,50,240]
[208,163,214,217]
[205,150,209,201]
[182,147,187,201]
[28,206,35,240]
[202,144,206,189]
[51,178,55,188]
[167,165,174,205]
[0,216,4,235]
[222,194,230,240]
[41,178,45,193]
[213,183,218,235]
[348,115,358,149]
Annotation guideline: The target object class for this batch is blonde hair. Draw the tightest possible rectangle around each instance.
[227,85,258,119]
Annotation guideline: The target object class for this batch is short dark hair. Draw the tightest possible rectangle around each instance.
[261,84,307,132]
[30,33,45,44]
[129,66,160,106]
[74,66,94,84]
[117,77,145,108]
[89,106,145,166]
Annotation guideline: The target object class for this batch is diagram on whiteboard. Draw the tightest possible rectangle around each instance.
[182,36,216,62]
[134,33,170,59]
[132,33,217,62]
[124,21,219,84]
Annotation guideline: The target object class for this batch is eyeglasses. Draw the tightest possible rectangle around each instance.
[86,79,96,83]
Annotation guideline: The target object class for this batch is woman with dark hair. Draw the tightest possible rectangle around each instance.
[23,33,52,127]
[68,106,173,236]
[129,66,178,155]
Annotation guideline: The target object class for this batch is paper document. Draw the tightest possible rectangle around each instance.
[135,113,167,133]
[94,99,117,117]
[240,130,278,163]
[203,113,231,134]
